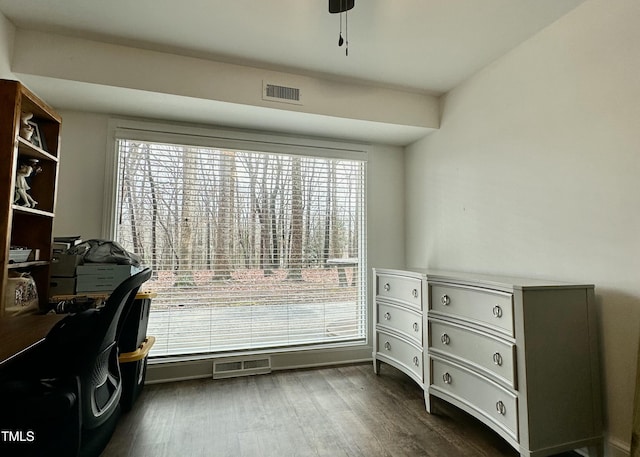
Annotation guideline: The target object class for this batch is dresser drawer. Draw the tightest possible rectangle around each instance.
[377,302,422,345]
[429,319,516,388]
[431,357,518,441]
[430,284,514,337]
[376,331,423,381]
[376,273,422,311]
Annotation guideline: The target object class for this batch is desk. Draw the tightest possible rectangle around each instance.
[0,314,65,365]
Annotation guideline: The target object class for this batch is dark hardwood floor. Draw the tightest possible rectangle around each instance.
[103,363,580,457]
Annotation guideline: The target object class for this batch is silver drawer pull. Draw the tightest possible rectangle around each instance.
[413,356,419,367]
[384,341,391,351]
[413,322,419,332]
[496,400,506,415]
[492,352,503,366]
[384,312,391,321]
[440,333,451,345]
[383,283,391,292]
[442,372,452,384]
[441,294,450,306]
[492,305,503,318]
[412,288,419,298]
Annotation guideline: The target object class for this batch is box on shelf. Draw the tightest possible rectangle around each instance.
[52,236,82,253]
[76,276,136,293]
[50,254,83,277]
[49,277,76,296]
[52,242,70,253]
[76,263,141,276]
[75,279,124,293]
[76,263,142,293]
[9,248,32,263]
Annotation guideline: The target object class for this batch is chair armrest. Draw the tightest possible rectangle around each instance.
[119,336,155,363]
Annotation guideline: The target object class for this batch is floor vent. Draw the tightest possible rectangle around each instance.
[263,81,302,105]
[213,356,272,379]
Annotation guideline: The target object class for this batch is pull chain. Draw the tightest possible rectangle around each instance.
[345,6,348,56]
[333,0,351,56]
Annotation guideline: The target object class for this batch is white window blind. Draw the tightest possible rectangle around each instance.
[114,137,366,357]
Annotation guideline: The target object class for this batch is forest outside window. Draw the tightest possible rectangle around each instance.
[112,132,367,357]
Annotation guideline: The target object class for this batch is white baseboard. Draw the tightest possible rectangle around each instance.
[145,345,373,384]
[607,436,631,457]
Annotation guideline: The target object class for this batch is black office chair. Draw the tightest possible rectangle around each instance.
[0,267,152,457]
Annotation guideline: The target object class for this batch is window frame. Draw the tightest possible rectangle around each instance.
[103,118,371,366]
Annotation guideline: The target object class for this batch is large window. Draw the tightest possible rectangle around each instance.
[112,127,367,357]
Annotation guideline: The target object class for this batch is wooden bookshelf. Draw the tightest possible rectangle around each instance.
[0,79,61,316]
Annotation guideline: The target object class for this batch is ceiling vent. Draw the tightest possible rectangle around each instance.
[262,81,303,105]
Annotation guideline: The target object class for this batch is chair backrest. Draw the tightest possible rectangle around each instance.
[82,267,152,429]
[96,267,153,354]
[45,267,152,431]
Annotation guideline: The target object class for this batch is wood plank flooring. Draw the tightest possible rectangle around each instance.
[103,363,580,457]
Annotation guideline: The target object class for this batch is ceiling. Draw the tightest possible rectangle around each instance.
[0,0,584,144]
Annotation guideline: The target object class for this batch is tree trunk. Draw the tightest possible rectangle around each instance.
[287,157,303,281]
[322,162,332,267]
[214,150,234,280]
[304,163,314,266]
[270,156,282,270]
[174,146,197,287]
[144,144,158,279]
[258,155,272,275]
[330,161,339,259]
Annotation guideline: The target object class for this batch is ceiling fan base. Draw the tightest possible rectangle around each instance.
[329,0,355,14]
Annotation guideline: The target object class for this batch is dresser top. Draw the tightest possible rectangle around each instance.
[374,268,594,292]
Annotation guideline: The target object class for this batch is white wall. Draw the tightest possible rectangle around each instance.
[367,143,406,272]
[54,111,109,238]
[405,0,640,455]
[0,11,14,78]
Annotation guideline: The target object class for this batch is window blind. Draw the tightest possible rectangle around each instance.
[114,138,366,357]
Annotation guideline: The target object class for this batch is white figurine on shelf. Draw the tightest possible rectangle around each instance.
[20,112,34,141]
[14,162,38,208]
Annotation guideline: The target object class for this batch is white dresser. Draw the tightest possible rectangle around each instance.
[373,269,603,457]
[372,269,427,388]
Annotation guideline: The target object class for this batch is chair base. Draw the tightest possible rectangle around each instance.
[79,404,121,457]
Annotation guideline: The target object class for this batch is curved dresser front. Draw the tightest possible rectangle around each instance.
[373,268,603,457]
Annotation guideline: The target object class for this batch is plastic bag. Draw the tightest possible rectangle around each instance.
[66,239,141,266]
[4,272,39,316]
